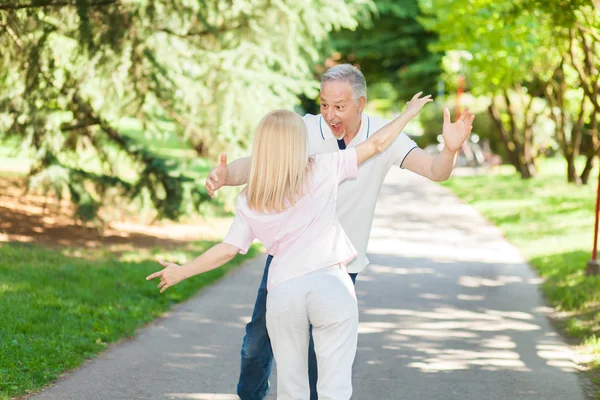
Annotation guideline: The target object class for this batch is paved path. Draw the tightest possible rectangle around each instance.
[30,169,590,400]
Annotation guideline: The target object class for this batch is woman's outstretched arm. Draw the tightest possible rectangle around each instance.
[355,92,432,166]
[146,242,240,293]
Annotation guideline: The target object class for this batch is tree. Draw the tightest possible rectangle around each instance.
[421,0,599,181]
[0,0,371,221]
[327,0,442,105]
[564,8,600,183]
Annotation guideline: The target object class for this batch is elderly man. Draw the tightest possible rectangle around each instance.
[205,64,474,400]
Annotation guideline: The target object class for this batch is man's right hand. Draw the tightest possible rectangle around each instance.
[205,153,228,198]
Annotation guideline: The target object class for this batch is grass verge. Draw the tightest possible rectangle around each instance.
[0,241,261,400]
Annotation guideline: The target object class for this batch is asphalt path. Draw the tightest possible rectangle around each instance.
[30,169,590,400]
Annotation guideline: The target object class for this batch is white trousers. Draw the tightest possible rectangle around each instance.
[266,265,359,400]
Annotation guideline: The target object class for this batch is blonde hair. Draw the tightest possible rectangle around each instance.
[246,110,312,213]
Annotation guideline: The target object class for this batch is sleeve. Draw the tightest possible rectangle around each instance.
[388,132,419,169]
[222,210,255,255]
[335,147,358,182]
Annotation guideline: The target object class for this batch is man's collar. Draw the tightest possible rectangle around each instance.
[319,113,369,144]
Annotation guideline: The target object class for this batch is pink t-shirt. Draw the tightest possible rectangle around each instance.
[223,148,358,290]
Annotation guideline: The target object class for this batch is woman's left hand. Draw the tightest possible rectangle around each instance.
[146,259,186,293]
[442,107,475,153]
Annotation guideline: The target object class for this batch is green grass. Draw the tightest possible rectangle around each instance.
[442,157,600,392]
[0,241,261,400]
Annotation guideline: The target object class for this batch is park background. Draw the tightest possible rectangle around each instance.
[1,0,600,398]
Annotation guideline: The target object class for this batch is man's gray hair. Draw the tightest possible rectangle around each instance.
[321,64,367,101]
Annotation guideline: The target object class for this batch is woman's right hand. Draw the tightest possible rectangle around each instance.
[404,92,433,119]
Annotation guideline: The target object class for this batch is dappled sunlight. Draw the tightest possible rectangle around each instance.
[528,277,544,284]
[485,310,534,320]
[358,321,401,334]
[369,265,435,275]
[408,347,529,372]
[536,343,580,372]
[0,233,34,242]
[480,336,517,349]
[396,329,478,339]
[459,275,524,287]
[414,320,520,331]
[419,293,445,300]
[534,306,557,314]
[367,238,524,264]
[356,302,573,376]
[457,294,485,301]
[365,307,506,321]
[0,176,231,261]
[467,321,540,332]
[408,359,471,372]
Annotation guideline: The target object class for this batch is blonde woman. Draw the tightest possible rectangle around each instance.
[146,93,436,400]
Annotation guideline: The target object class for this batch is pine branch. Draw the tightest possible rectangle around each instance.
[157,22,246,39]
[0,0,117,11]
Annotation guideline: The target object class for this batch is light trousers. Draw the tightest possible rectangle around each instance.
[266,265,359,400]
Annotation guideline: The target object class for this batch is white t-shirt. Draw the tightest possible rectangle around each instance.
[223,149,359,290]
[303,113,418,273]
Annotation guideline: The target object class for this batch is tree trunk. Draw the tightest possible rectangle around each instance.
[581,155,596,184]
[488,100,536,179]
[566,154,582,184]
[581,113,599,184]
[544,58,589,184]
[193,140,208,157]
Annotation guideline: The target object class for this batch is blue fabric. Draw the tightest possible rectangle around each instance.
[237,255,274,400]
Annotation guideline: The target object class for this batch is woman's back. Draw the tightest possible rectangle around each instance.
[223,149,358,290]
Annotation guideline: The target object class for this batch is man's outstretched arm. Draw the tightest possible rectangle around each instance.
[402,108,475,182]
[205,154,251,198]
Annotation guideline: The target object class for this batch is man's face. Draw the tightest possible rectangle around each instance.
[320,81,366,139]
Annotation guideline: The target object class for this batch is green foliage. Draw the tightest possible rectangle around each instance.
[0,0,371,221]
[330,0,443,104]
[421,0,600,182]
[420,0,561,93]
[470,109,507,159]
[417,101,444,147]
[0,241,261,399]
[420,0,596,100]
